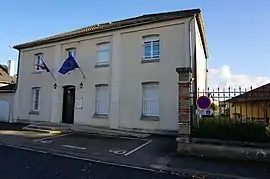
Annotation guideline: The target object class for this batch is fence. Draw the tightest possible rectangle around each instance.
[195,86,270,124]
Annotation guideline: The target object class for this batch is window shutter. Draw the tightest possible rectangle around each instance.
[96,85,109,115]
[142,83,159,116]
[31,88,40,111]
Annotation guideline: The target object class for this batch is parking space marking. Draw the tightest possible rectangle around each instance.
[124,140,152,156]
[109,149,127,155]
[85,133,150,141]
[62,145,86,150]
[41,140,52,144]
[33,133,73,142]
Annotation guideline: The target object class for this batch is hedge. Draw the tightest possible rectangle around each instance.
[191,117,270,143]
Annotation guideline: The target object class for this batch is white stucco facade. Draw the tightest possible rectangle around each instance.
[13,13,208,133]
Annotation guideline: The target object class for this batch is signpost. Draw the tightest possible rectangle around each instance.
[196,96,213,116]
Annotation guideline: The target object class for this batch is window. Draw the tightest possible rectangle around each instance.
[95,85,109,115]
[67,48,76,58]
[31,87,41,112]
[143,36,160,60]
[142,83,159,117]
[34,53,44,71]
[96,42,110,66]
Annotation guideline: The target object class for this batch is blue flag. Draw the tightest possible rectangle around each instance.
[58,55,79,75]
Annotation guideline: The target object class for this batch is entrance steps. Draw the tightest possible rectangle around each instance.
[22,124,72,134]
[21,122,151,138]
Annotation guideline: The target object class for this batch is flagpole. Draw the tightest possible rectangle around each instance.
[50,70,57,81]
[42,59,56,81]
[78,67,86,79]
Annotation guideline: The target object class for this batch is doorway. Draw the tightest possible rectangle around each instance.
[62,85,75,124]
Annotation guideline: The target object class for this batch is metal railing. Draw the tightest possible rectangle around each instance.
[195,86,270,124]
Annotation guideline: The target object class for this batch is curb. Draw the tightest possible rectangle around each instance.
[177,142,270,163]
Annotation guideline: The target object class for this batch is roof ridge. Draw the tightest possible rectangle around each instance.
[140,8,201,17]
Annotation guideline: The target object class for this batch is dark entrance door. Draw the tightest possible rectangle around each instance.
[62,85,75,124]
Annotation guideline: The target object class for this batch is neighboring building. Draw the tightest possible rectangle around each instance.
[0,64,16,87]
[13,9,208,132]
[0,84,16,122]
[226,83,270,123]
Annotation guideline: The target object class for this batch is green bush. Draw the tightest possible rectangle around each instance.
[192,117,270,143]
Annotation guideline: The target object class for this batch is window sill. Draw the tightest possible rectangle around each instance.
[93,113,108,119]
[29,111,39,115]
[95,63,109,68]
[31,71,43,74]
[140,115,159,121]
[141,58,160,63]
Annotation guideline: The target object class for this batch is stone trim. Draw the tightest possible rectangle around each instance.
[140,115,159,121]
[176,67,192,73]
[29,111,39,115]
[93,113,108,119]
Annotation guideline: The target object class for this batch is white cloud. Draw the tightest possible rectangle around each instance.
[208,65,270,90]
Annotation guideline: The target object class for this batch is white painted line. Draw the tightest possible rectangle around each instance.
[117,136,150,141]
[55,153,157,172]
[85,133,150,141]
[2,144,48,154]
[124,140,152,156]
[62,145,86,150]
[33,132,72,142]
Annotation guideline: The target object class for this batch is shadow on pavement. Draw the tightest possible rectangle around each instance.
[0,122,28,130]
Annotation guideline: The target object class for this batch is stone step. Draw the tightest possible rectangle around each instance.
[22,124,71,134]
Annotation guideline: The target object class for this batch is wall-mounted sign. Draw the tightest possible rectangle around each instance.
[75,97,83,109]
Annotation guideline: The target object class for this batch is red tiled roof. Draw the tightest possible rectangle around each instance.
[13,8,208,58]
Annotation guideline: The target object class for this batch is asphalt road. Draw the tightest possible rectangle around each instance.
[0,145,186,179]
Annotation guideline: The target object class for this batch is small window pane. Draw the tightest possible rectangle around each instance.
[67,49,76,58]
[144,43,152,58]
[97,50,110,64]
[96,43,110,65]
[153,41,160,57]
[98,43,110,51]
[34,54,43,71]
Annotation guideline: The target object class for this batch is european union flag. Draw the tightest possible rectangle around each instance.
[58,55,79,75]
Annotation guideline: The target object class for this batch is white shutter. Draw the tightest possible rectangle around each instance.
[31,88,40,111]
[142,83,159,116]
[96,85,109,115]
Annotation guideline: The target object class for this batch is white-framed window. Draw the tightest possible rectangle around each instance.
[31,87,41,112]
[66,48,76,58]
[95,84,109,115]
[96,42,110,66]
[34,53,44,72]
[142,82,159,116]
[143,35,160,60]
